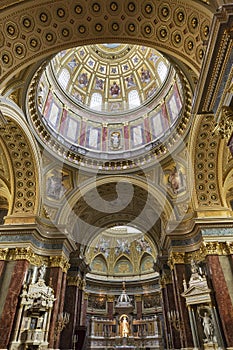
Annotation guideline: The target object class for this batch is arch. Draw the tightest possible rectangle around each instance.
[90,254,108,274]
[114,256,133,275]
[188,113,230,214]
[58,175,175,242]
[0,98,42,221]
[0,0,213,87]
[140,253,154,274]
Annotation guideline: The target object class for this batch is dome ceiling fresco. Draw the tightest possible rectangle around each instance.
[33,43,188,166]
[52,43,170,115]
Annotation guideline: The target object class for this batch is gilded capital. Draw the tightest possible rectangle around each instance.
[8,247,43,266]
[0,248,9,260]
[67,275,81,287]
[49,255,70,273]
[107,295,115,302]
[84,292,89,300]
[135,295,142,302]
[204,241,229,255]
[168,252,185,269]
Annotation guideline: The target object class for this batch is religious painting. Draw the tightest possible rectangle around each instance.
[91,255,108,273]
[140,255,154,273]
[78,70,89,89]
[140,67,151,84]
[109,80,121,98]
[88,294,106,310]
[114,258,133,274]
[143,294,161,309]
[110,131,121,150]
[165,165,186,195]
[46,169,70,200]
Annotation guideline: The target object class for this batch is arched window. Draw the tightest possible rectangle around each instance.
[157,61,168,83]
[58,68,70,89]
[90,92,103,111]
[128,90,140,109]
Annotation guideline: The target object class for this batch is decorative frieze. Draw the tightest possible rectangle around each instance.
[0,246,43,265]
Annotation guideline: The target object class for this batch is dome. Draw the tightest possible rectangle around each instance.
[28,43,191,171]
[51,43,171,114]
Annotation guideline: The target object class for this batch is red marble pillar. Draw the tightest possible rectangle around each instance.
[48,266,66,348]
[60,277,81,349]
[0,259,29,348]
[207,255,233,347]
[172,264,193,349]
[107,295,115,320]
[135,295,142,319]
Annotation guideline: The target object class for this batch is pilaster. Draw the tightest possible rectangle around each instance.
[0,259,29,348]
[47,255,70,349]
[107,295,115,320]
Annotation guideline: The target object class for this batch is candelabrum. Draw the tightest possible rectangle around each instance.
[54,312,70,340]
[167,310,183,332]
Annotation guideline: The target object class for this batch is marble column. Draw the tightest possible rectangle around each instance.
[206,254,233,347]
[48,263,67,349]
[107,295,115,320]
[0,259,29,349]
[172,263,193,349]
[60,276,81,350]
[135,295,142,319]
[54,268,67,349]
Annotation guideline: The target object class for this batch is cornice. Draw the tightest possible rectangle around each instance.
[0,222,76,257]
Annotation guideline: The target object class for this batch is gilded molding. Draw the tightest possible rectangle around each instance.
[49,255,70,273]
[8,247,43,265]
[203,241,231,256]
[213,106,233,141]
[0,248,9,261]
